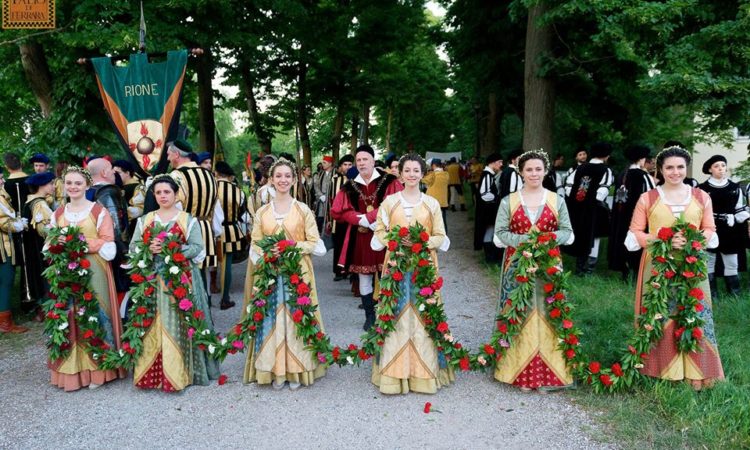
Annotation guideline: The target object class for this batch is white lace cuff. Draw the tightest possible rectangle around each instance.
[99,241,117,261]
[624,231,641,251]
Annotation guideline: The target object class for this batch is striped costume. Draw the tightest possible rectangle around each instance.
[217,179,247,253]
[170,162,218,268]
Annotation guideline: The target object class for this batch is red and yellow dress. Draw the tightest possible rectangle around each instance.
[627,187,724,381]
[493,190,574,389]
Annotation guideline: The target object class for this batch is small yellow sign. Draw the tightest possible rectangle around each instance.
[2,0,55,29]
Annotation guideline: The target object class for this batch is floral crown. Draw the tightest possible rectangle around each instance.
[149,173,182,190]
[655,145,691,166]
[62,165,93,185]
[268,157,298,180]
[518,149,550,169]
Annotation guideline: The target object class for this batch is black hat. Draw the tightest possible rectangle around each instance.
[431,158,442,166]
[346,166,359,179]
[485,153,502,164]
[25,171,55,186]
[112,159,136,174]
[624,145,651,163]
[506,149,523,161]
[215,160,235,177]
[702,155,727,174]
[590,142,613,158]
[170,139,194,155]
[355,145,375,158]
[30,153,50,164]
[338,154,354,166]
[196,152,212,164]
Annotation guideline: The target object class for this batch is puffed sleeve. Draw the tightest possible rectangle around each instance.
[31,200,53,237]
[183,217,207,263]
[426,197,448,251]
[494,196,529,248]
[249,207,266,263]
[626,193,652,250]
[700,192,718,248]
[91,208,117,261]
[554,195,574,246]
[296,205,325,256]
[372,198,391,250]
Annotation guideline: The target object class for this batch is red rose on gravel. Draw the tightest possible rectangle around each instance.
[292,309,304,323]
[398,227,409,238]
[588,361,601,374]
[611,363,624,377]
[358,349,371,360]
[218,374,228,386]
[691,328,703,339]
[657,227,674,241]
[423,402,432,413]
[387,240,398,251]
[436,322,449,333]
[694,303,704,313]
[332,347,340,360]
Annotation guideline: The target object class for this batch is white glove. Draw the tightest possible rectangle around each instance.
[19,217,29,227]
[144,176,154,190]
[319,195,326,202]
[727,215,735,227]
[127,206,143,218]
[357,214,369,228]
[11,220,25,232]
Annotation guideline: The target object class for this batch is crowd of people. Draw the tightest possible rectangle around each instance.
[0,139,736,394]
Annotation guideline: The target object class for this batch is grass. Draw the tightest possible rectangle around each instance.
[485,250,750,449]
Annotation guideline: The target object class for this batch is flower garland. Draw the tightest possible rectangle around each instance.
[581,217,708,392]
[329,224,471,371]
[42,225,109,362]
[468,230,584,372]
[214,232,335,363]
[99,220,223,370]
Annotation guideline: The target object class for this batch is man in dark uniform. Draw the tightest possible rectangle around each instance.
[113,159,145,239]
[22,172,55,319]
[474,153,503,264]
[30,153,51,174]
[215,161,246,310]
[167,139,221,303]
[88,158,130,294]
[328,154,354,281]
[699,154,749,297]
[3,152,30,302]
[331,145,403,330]
[608,145,654,281]
[565,142,614,275]
[497,149,522,201]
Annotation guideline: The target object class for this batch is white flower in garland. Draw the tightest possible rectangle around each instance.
[137,260,147,269]
[220,337,228,345]
[208,344,216,354]
[201,329,211,336]
[164,255,171,264]
[418,303,425,312]
[169,266,179,274]
[58,322,69,330]
[118,349,125,357]
[77,307,86,316]
[88,316,99,323]
[134,246,142,254]
[346,356,354,365]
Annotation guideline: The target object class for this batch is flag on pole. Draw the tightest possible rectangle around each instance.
[139,2,147,52]
[90,50,188,177]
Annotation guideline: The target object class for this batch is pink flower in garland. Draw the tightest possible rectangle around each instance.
[232,340,244,349]
[296,296,311,306]
[178,299,193,311]
[419,287,433,296]
[187,328,195,339]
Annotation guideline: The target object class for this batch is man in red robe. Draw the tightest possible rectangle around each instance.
[331,145,403,330]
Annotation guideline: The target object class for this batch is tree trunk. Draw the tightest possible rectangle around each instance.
[196,49,216,153]
[330,101,346,162]
[350,110,359,154]
[296,60,312,166]
[19,42,53,119]
[522,1,556,154]
[385,104,393,152]
[241,63,272,153]
[484,92,499,155]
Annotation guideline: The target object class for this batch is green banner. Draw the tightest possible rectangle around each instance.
[91,50,188,175]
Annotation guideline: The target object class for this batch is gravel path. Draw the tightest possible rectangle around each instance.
[0,209,615,449]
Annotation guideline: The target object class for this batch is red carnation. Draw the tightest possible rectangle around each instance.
[436,322,449,333]
[691,328,703,339]
[167,241,180,250]
[664,270,676,279]
[398,227,409,238]
[173,287,188,299]
[547,248,561,258]
[655,256,667,264]
[296,283,310,295]
[588,361,601,374]
[685,255,698,264]
[387,240,398,251]
[423,402,432,413]
[79,259,91,269]
[484,344,496,355]
[332,347,341,360]
[543,283,554,293]
[292,309,304,323]
[657,227,674,241]
[348,344,357,351]
[82,292,93,301]
[691,241,702,250]
[688,288,704,300]
[83,329,94,339]
[253,311,264,322]
[218,374,228,386]
[193,310,205,320]
[417,259,429,267]
[566,334,579,345]
[599,374,613,386]
[65,234,73,242]
[411,243,423,253]
[46,311,59,319]
[537,233,552,243]
[145,287,154,296]
[358,349,371,360]
[497,322,508,334]
[54,302,65,308]
[611,362,624,377]
[674,327,686,338]
[173,253,186,263]
[48,244,63,254]
[553,292,565,301]
[290,274,301,285]
[459,356,470,371]
[562,319,573,329]
[549,308,561,319]
[136,306,148,315]
[682,271,696,279]
[392,271,404,281]
[694,303,704,313]
[131,273,146,284]
[565,349,575,360]
[419,231,430,242]
[515,275,529,283]
[546,267,559,276]
[70,284,81,293]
